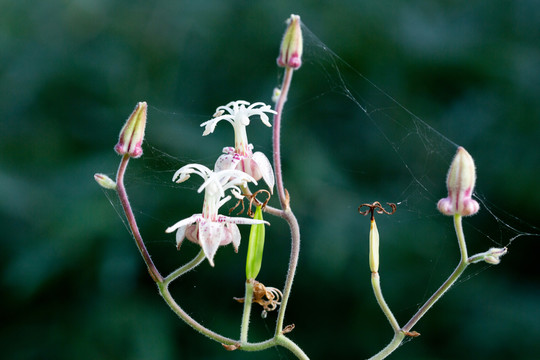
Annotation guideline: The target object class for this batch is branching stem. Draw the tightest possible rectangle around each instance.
[371,214,471,359]
[114,153,307,358]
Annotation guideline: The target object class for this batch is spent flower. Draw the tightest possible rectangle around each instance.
[201,100,276,192]
[165,164,268,266]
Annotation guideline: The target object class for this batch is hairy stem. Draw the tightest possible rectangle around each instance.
[159,282,237,344]
[273,67,294,210]
[275,209,301,335]
[272,66,302,338]
[402,214,468,332]
[164,249,205,285]
[371,215,471,359]
[371,272,400,332]
[369,332,406,360]
[116,155,163,283]
[113,154,308,358]
[240,280,255,344]
[276,335,310,360]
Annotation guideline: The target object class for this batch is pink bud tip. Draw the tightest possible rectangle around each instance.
[277,14,303,69]
[437,147,480,216]
[114,102,147,158]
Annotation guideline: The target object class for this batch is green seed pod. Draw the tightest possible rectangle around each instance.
[369,218,379,273]
[246,205,265,280]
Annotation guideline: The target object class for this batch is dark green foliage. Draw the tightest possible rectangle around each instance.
[1,1,539,359]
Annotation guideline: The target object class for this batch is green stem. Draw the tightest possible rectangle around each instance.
[113,154,308,358]
[240,280,255,344]
[402,214,468,332]
[371,272,400,332]
[369,332,406,360]
[276,335,310,360]
[164,249,205,285]
[158,282,237,344]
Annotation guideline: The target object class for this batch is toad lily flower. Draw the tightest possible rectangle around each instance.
[200,100,276,193]
[165,163,268,266]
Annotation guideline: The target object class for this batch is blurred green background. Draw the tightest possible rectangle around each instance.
[2,1,539,359]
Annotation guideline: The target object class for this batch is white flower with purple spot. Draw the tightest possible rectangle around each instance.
[200,100,276,193]
[166,163,268,266]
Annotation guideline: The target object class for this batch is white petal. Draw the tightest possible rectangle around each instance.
[198,221,225,267]
[185,224,199,243]
[223,223,241,252]
[218,215,269,226]
[251,152,275,193]
[175,225,189,250]
[214,153,241,172]
[172,164,212,183]
[165,214,201,233]
[222,146,235,155]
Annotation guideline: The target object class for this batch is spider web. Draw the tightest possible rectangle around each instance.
[97,18,540,359]
[105,20,540,282]
[296,23,540,247]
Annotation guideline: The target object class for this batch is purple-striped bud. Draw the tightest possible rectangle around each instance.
[277,14,303,69]
[437,147,480,216]
[114,102,147,158]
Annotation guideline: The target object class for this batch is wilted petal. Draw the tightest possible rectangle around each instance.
[199,220,225,266]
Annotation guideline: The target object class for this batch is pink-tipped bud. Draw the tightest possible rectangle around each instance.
[94,173,117,190]
[114,102,147,158]
[277,14,303,69]
[437,147,480,216]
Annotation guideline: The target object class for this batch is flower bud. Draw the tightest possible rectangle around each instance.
[94,173,117,190]
[246,205,265,280]
[437,147,479,216]
[114,102,147,158]
[469,247,507,265]
[277,14,303,69]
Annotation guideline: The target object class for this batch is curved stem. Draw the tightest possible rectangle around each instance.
[368,332,405,360]
[402,214,468,333]
[159,282,237,344]
[116,155,163,283]
[371,272,400,332]
[276,335,310,360]
[275,209,301,335]
[164,249,205,284]
[113,155,307,358]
